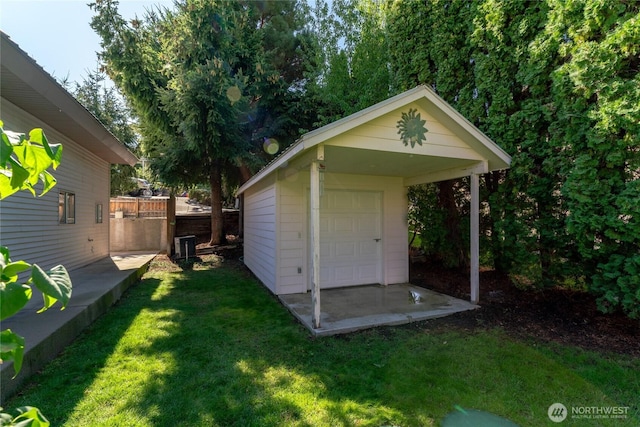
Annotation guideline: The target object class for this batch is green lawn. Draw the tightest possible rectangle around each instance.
[6,256,639,426]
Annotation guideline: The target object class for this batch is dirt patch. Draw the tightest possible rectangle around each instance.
[410,260,640,358]
[194,236,243,259]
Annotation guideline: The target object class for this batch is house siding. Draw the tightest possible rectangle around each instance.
[382,183,409,284]
[0,99,111,271]
[238,86,511,299]
[248,171,408,295]
[320,173,408,286]
[243,176,277,293]
[338,105,483,161]
[277,173,306,294]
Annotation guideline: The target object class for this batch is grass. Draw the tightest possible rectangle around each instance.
[6,255,639,426]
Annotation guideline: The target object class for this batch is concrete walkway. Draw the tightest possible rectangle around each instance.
[1,252,157,403]
[279,284,478,337]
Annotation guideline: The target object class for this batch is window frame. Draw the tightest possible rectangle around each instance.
[58,191,76,224]
[96,203,103,224]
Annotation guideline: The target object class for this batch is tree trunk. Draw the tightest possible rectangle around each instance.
[209,161,225,246]
[238,161,252,184]
[437,179,468,268]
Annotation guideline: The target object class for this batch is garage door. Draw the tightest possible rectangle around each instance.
[311,190,382,288]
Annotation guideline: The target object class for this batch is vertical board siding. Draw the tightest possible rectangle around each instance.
[0,100,111,271]
[243,183,277,292]
[277,177,305,294]
[383,186,410,284]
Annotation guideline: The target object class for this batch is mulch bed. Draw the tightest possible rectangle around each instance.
[410,260,640,358]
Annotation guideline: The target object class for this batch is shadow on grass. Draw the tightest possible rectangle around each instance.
[4,276,164,425]
[7,257,640,426]
[117,268,407,425]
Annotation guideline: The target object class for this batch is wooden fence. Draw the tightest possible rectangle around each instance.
[110,197,169,218]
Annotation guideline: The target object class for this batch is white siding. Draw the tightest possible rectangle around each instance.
[383,182,409,284]
[267,171,408,294]
[338,104,484,161]
[319,173,408,286]
[0,99,111,271]
[243,177,277,293]
[277,174,306,294]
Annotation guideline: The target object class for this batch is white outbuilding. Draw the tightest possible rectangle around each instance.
[236,85,511,328]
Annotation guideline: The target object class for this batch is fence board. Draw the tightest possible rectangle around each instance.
[110,197,168,218]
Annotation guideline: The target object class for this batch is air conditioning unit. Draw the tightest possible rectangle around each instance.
[174,235,196,259]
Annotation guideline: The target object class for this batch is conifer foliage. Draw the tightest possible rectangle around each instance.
[90,0,639,317]
[90,0,314,244]
[383,0,639,317]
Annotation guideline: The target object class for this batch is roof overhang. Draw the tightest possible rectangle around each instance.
[238,85,511,195]
[0,32,138,166]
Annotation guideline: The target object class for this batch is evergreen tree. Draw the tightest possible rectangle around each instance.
[387,0,478,269]
[72,67,139,196]
[384,0,639,317]
[548,1,640,316]
[306,0,392,126]
[90,0,315,244]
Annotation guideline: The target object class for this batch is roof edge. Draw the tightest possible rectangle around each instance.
[237,85,512,194]
[1,32,138,166]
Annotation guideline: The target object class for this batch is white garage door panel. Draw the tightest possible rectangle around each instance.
[334,217,353,232]
[358,264,379,282]
[312,190,382,289]
[358,192,379,210]
[335,266,355,281]
[360,241,378,256]
[358,214,378,232]
[335,242,356,256]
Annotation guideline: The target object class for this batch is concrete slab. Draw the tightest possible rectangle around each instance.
[279,284,478,337]
[1,252,157,403]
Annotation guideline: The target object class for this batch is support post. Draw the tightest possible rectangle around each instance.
[310,145,324,328]
[470,173,480,304]
[238,194,244,238]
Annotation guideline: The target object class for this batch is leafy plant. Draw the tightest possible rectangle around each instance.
[0,121,73,426]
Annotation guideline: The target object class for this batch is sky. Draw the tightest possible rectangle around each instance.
[1,0,175,85]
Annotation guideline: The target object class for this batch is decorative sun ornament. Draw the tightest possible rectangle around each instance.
[396,108,428,148]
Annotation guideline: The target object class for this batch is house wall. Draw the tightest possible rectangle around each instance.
[277,170,307,294]
[110,218,167,252]
[243,174,278,293]
[340,104,482,161]
[0,99,111,271]
[272,169,408,295]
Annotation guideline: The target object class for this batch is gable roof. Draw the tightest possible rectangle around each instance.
[0,32,137,166]
[238,85,511,195]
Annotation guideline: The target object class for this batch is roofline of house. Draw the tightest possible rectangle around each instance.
[0,32,138,166]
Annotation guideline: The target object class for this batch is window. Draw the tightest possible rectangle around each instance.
[59,191,75,224]
[96,203,103,224]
